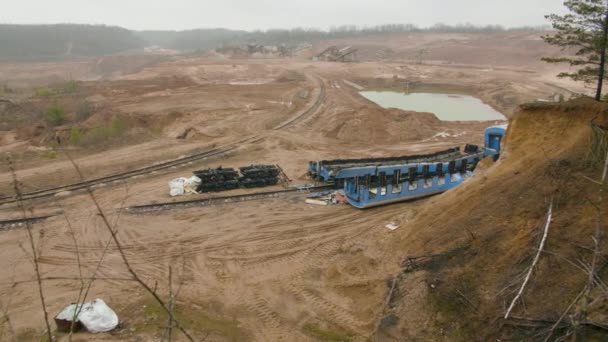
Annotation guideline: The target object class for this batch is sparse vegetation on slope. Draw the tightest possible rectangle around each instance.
[377,98,608,341]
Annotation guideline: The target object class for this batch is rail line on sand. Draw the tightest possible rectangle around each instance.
[0,185,333,230]
[0,214,59,230]
[125,185,334,213]
[0,75,326,206]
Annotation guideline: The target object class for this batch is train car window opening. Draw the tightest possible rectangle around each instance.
[392,183,402,194]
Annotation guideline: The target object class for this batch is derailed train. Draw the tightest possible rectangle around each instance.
[308,125,507,208]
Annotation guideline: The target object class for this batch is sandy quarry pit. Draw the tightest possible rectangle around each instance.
[0,37,580,340]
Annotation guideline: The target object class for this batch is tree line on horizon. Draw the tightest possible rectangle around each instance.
[0,23,548,62]
[0,24,146,61]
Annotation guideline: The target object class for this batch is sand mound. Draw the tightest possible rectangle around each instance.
[321,105,441,144]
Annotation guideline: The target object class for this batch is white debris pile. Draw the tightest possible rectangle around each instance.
[305,190,349,206]
[305,198,328,206]
[385,222,400,231]
[55,299,119,333]
[168,176,201,197]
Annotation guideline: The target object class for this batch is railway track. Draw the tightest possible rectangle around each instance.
[0,214,58,230]
[125,185,333,213]
[272,75,325,130]
[0,74,326,207]
[0,139,251,206]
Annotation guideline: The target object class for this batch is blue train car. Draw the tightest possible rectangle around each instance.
[308,147,462,183]
[342,125,507,208]
[343,152,482,208]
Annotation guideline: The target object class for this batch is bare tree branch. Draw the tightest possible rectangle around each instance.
[505,201,553,319]
[67,182,130,340]
[55,202,85,341]
[543,288,586,342]
[62,151,196,341]
[6,155,53,342]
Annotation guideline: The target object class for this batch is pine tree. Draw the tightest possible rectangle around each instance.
[543,0,608,100]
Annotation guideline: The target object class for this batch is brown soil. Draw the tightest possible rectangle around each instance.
[0,31,601,341]
[367,99,608,340]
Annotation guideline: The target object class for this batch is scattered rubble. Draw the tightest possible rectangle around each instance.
[307,190,333,199]
[305,190,348,206]
[385,222,400,231]
[305,198,328,206]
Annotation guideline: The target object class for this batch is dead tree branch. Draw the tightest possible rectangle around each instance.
[7,156,53,342]
[370,275,399,338]
[505,201,553,319]
[0,276,136,287]
[0,262,20,341]
[55,203,85,340]
[543,287,586,342]
[578,140,608,328]
[601,137,608,184]
[162,266,174,342]
[63,152,196,341]
[67,182,129,341]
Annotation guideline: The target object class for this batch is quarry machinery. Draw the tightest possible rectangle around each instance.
[308,125,507,208]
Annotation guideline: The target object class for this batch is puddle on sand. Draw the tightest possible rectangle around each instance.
[360,91,506,121]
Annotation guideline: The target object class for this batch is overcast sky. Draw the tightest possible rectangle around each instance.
[2,0,567,31]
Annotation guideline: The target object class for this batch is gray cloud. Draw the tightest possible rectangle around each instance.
[2,0,567,31]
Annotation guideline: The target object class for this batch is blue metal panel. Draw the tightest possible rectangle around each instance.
[341,149,484,208]
[345,171,470,208]
[484,124,507,157]
[308,147,464,182]
[337,153,481,178]
[335,166,378,178]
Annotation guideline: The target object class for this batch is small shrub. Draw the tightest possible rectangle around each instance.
[110,115,127,136]
[380,314,399,329]
[69,127,82,145]
[80,115,129,146]
[76,101,93,121]
[62,80,78,94]
[35,87,54,97]
[0,84,12,95]
[46,149,57,159]
[83,127,114,145]
[46,105,66,126]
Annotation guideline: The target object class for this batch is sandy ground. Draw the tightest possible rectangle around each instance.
[0,32,584,341]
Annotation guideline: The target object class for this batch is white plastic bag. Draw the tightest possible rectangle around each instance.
[78,299,119,333]
[169,177,188,196]
[183,176,201,194]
